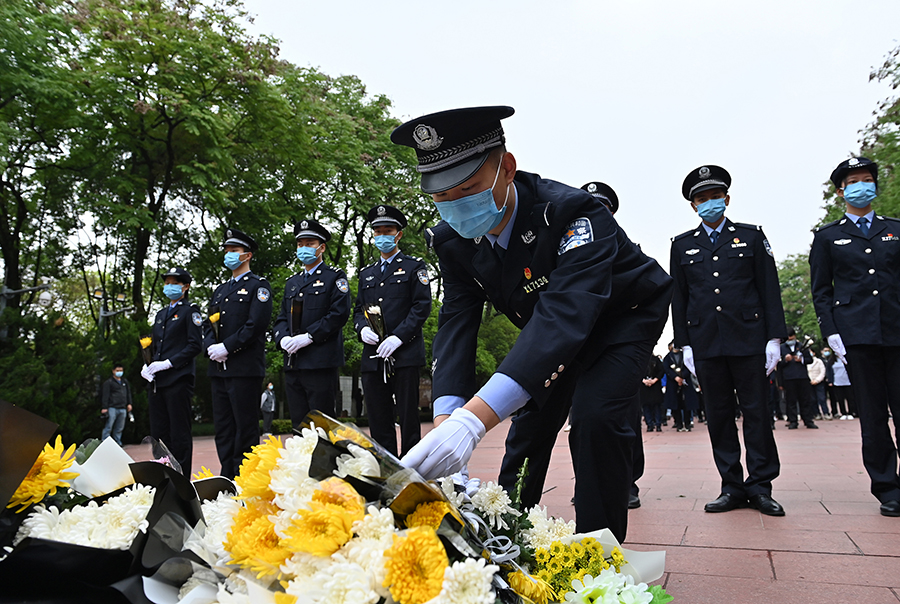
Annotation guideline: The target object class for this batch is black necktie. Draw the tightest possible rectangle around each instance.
[381,261,387,273]
[858,216,870,236]
[709,230,719,245]
[303,272,310,282]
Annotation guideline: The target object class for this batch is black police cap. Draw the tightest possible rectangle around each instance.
[223,227,258,252]
[367,205,407,229]
[682,165,731,201]
[580,182,619,215]
[294,218,331,243]
[391,106,515,194]
[162,266,192,284]
[830,157,878,189]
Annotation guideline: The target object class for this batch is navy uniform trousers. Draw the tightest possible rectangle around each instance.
[148,377,194,473]
[285,367,337,425]
[363,366,421,458]
[210,375,263,479]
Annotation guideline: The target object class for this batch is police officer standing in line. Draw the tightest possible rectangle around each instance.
[204,228,273,479]
[394,106,673,542]
[140,267,202,474]
[273,219,350,427]
[780,327,817,429]
[670,166,787,516]
[809,157,900,517]
[353,205,431,457]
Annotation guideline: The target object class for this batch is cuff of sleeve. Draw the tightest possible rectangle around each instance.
[476,373,531,421]
[433,395,466,419]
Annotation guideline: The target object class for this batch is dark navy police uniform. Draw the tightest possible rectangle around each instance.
[810,157,900,507]
[148,292,202,474]
[204,229,273,479]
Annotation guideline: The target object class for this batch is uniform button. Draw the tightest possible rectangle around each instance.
[689,260,694,264]
[716,306,722,311]
[558,365,565,372]
[866,248,872,254]
[714,288,720,294]
[687,320,692,325]
[873,290,879,296]
[379,297,383,302]
[713,256,719,261]
[869,268,875,274]
[713,272,719,277]
[754,313,759,318]
[544,380,551,388]
[738,253,744,257]
[551,372,558,380]
[299,293,303,297]
[380,283,384,286]
[224,298,228,302]
[835,301,841,305]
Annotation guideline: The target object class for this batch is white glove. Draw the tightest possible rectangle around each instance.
[207,343,228,362]
[140,364,155,383]
[296,333,313,350]
[281,335,303,354]
[765,338,782,376]
[827,333,848,364]
[360,326,380,346]
[148,359,172,374]
[376,335,403,359]
[682,345,695,376]
[401,407,486,479]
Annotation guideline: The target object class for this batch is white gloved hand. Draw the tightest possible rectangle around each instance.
[765,338,782,376]
[827,333,848,364]
[360,326,380,346]
[281,335,302,354]
[296,333,313,350]
[376,335,403,359]
[207,343,228,362]
[682,345,695,376]
[140,364,155,383]
[148,359,172,374]
[401,407,486,479]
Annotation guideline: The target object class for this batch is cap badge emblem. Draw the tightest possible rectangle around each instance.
[849,158,859,166]
[522,230,536,245]
[699,167,711,178]
[377,206,386,216]
[301,220,308,229]
[170,267,177,273]
[226,229,232,237]
[587,183,597,193]
[413,124,443,151]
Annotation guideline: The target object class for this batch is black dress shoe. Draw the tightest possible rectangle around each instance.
[656,425,662,432]
[788,423,798,429]
[647,425,654,433]
[880,500,900,517]
[704,493,747,513]
[628,494,641,509]
[805,422,819,429]
[748,494,785,516]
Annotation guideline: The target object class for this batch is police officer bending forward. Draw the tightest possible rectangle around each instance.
[273,219,350,427]
[394,106,672,542]
[141,267,202,474]
[204,228,273,479]
[353,205,431,457]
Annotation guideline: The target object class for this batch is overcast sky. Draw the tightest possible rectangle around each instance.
[243,0,900,350]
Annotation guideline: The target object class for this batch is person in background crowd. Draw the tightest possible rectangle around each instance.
[807,348,829,420]
[141,267,202,474]
[780,328,818,429]
[663,342,697,432]
[809,156,900,517]
[261,382,276,435]
[101,363,132,446]
[829,356,854,420]
[641,354,665,432]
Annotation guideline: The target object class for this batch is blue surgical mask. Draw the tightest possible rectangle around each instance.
[843,181,876,208]
[296,245,319,265]
[224,251,244,270]
[696,197,727,223]
[163,283,184,300]
[115,371,123,378]
[435,156,510,239]
[374,234,397,254]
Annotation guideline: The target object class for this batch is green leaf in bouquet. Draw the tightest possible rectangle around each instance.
[74,438,102,465]
[648,584,674,604]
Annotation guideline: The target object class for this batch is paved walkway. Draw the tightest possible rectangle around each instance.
[126,416,900,603]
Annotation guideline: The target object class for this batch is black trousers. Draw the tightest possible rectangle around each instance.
[783,378,815,424]
[830,385,852,417]
[285,367,338,429]
[695,354,780,498]
[630,393,644,497]
[148,378,194,475]
[845,345,900,503]
[498,340,653,543]
[363,366,422,458]
[210,376,261,479]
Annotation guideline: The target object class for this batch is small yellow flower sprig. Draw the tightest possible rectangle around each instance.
[7,435,79,513]
[191,466,215,481]
[528,537,627,598]
[139,336,152,349]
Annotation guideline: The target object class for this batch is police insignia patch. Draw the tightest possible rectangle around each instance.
[192,312,202,326]
[763,239,773,257]
[336,278,349,293]
[417,269,429,285]
[257,288,270,302]
[413,124,443,150]
[558,217,593,255]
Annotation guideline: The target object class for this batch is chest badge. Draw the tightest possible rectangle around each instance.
[522,230,536,245]
[237,288,248,295]
[313,280,324,287]
[524,267,532,279]
[685,249,700,255]
[172,314,179,320]
[393,269,406,275]
[365,275,374,281]
[731,237,747,248]
[833,239,851,246]
[882,233,899,242]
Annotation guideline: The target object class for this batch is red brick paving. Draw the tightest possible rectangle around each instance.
[125,415,900,603]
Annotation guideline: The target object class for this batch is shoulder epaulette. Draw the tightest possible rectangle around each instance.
[878,215,900,223]
[671,230,696,242]
[732,222,761,231]
[424,221,457,250]
[813,219,842,233]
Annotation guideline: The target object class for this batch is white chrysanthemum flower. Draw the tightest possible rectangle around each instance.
[470,481,520,530]
[186,492,242,564]
[436,557,499,604]
[335,444,380,480]
[352,505,395,541]
[212,582,250,604]
[439,477,467,508]
[280,550,332,583]
[285,557,379,604]
[521,505,575,550]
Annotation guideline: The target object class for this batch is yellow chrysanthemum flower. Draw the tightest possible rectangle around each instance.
[610,546,626,571]
[383,526,448,604]
[508,570,557,604]
[225,501,291,578]
[140,336,153,349]
[558,547,575,568]
[191,466,215,480]
[8,435,78,513]
[535,568,554,584]
[329,426,373,448]
[311,477,365,524]
[549,540,565,557]
[573,567,589,582]
[209,312,220,323]
[569,541,586,559]
[546,557,563,575]
[273,594,297,604]
[405,500,453,530]
[235,435,282,502]
[285,502,354,556]
[583,537,603,557]
[534,547,550,564]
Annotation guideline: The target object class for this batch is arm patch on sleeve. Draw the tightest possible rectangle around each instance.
[558,217,593,255]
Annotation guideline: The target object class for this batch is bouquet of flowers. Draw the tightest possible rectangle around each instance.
[364,304,394,381]
[140,336,153,365]
[208,306,225,370]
